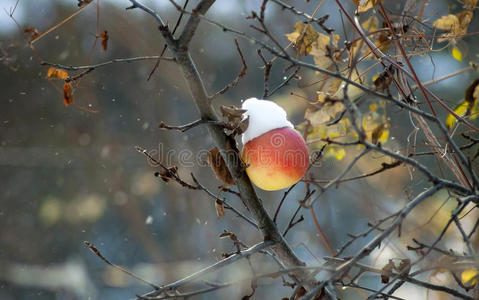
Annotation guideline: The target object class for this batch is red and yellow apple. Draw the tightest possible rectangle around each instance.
[242,127,309,191]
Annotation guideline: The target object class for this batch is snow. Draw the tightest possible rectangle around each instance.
[241,98,294,145]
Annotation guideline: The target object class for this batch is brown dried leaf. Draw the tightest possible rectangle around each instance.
[433,11,473,43]
[99,30,109,51]
[309,33,340,69]
[285,22,319,56]
[381,260,395,283]
[154,166,178,182]
[215,199,225,218]
[24,27,40,42]
[373,65,395,93]
[305,101,344,126]
[221,105,246,120]
[207,147,235,187]
[235,116,249,135]
[219,231,234,239]
[371,123,386,145]
[47,67,69,80]
[220,105,247,130]
[397,258,411,276]
[63,82,74,106]
[77,0,93,7]
[465,79,479,103]
[433,14,460,31]
[293,286,307,300]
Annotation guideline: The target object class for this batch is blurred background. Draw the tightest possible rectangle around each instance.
[1,0,478,299]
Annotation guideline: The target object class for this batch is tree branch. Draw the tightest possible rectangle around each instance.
[128,0,315,294]
[139,241,273,298]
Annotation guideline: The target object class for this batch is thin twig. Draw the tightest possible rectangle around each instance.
[84,241,160,290]
[212,39,248,98]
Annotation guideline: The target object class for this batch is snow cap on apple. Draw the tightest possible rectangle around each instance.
[241,98,309,191]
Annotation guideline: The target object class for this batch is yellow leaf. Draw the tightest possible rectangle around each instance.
[451,46,463,61]
[329,146,346,160]
[306,111,353,161]
[445,98,478,129]
[362,104,390,144]
[461,268,478,287]
[285,22,319,56]
[317,91,327,103]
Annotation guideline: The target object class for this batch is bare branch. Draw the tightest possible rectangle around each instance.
[138,241,273,298]
[212,39,248,98]
[84,241,160,290]
[41,56,175,71]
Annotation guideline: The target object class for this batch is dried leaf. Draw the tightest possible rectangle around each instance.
[154,166,178,182]
[99,30,109,51]
[46,67,69,80]
[433,14,460,31]
[219,231,234,239]
[207,147,235,187]
[381,260,395,283]
[458,11,474,30]
[285,22,319,56]
[465,79,479,103]
[220,105,248,133]
[293,286,307,300]
[373,66,395,93]
[63,82,74,106]
[397,258,411,276]
[309,34,340,69]
[77,0,93,7]
[236,116,249,135]
[375,30,392,52]
[24,27,40,42]
[433,11,473,43]
[215,199,225,218]
[305,101,344,126]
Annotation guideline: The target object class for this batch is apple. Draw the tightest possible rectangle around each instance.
[241,98,309,191]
